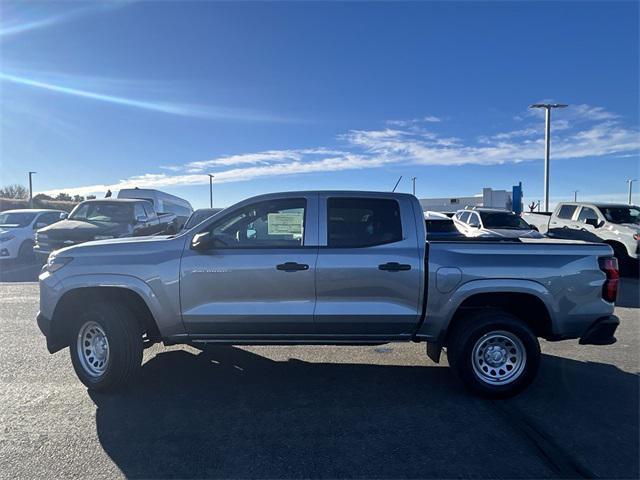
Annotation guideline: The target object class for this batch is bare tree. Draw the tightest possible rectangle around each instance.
[0,184,29,199]
[55,192,73,202]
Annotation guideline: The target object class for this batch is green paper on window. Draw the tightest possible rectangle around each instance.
[267,212,303,235]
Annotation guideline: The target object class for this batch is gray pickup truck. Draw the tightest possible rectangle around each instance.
[37,191,620,397]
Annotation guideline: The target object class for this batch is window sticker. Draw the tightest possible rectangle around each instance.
[267,212,303,235]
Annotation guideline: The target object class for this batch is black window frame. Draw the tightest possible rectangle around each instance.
[327,197,403,249]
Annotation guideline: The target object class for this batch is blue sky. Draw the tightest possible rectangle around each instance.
[1,1,638,208]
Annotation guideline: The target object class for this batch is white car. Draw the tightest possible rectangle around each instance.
[0,209,67,261]
[453,208,543,239]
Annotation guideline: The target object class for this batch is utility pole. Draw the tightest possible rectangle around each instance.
[411,177,417,196]
[28,171,36,208]
[573,190,578,202]
[529,103,568,212]
[207,174,214,208]
[627,179,637,205]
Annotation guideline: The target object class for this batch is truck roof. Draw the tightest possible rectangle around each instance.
[79,198,148,204]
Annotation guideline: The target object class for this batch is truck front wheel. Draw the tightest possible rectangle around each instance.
[69,302,143,392]
[447,310,540,398]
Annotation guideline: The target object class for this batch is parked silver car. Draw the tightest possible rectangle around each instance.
[37,191,619,398]
[453,208,543,238]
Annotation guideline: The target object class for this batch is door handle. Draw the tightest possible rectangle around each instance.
[276,262,309,272]
[378,262,411,271]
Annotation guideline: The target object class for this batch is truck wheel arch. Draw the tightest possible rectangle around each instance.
[443,292,553,346]
[48,287,161,353]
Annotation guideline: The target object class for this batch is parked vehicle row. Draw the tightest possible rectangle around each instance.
[37,190,620,398]
[524,202,639,270]
[453,207,543,239]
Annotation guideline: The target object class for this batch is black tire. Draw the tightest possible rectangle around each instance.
[447,310,541,398]
[69,302,143,392]
[17,241,35,263]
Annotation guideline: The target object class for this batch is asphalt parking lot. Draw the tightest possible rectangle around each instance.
[0,272,638,479]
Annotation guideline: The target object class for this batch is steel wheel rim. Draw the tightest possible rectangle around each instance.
[471,330,526,386]
[77,321,110,377]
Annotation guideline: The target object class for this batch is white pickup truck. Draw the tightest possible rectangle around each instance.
[524,202,639,271]
[37,191,621,398]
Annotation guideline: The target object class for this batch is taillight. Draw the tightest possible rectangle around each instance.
[599,257,619,303]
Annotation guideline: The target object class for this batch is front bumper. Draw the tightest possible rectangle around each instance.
[579,315,619,345]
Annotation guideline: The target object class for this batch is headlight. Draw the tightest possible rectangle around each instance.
[36,232,47,241]
[0,235,15,243]
[94,235,114,240]
[43,256,73,273]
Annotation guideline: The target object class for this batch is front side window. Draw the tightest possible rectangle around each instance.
[557,205,577,220]
[37,212,63,226]
[328,198,402,248]
[210,198,305,248]
[134,204,146,219]
[577,207,599,222]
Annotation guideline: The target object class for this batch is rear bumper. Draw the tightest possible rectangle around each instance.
[579,315,619,345]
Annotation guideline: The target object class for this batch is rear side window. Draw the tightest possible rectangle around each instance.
[557,205,577,219]
[328,198,402,248]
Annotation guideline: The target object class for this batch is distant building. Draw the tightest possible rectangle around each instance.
[419,187,513,213]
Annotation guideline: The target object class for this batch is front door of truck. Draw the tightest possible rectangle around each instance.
[180,195,319,336]
[314,195,423,337]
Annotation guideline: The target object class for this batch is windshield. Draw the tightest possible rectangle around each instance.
[69,202,134,224]
[480,211,531,229]
[425,219,458,233]
[599,206,640,225]
[0,212,37,227]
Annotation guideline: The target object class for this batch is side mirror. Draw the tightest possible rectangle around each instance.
[585,218,600,228]
[60,212,68,220]
[136,215,148,224]
[191,231,211,250]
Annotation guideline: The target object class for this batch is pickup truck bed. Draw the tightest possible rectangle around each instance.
[37,191,619,398]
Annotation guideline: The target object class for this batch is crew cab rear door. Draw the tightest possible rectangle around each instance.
[314,193,424,337]
[180,193,319,336]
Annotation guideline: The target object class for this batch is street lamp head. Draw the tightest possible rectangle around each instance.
[529,103,568,109]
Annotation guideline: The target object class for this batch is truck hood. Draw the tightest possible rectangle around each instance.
[54,233,183,258]
[37,219,131,241]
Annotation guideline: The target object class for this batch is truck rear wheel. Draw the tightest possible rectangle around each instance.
[447,310,540,398]
[69,302,143,392]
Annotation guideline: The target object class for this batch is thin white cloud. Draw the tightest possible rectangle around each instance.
[38,104,640,198]
[0,3,125,38]
[386,116,442,127]
[0,72,290,122]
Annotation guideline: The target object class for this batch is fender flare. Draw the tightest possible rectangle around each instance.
[424,279,558,362]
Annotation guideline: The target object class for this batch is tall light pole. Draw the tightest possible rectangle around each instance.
[207,174,214,208]
[627,179,637,205]
[411,177,417,196]
[28,171,36,208]
[573,190,578,202]
[529,103,568,212]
